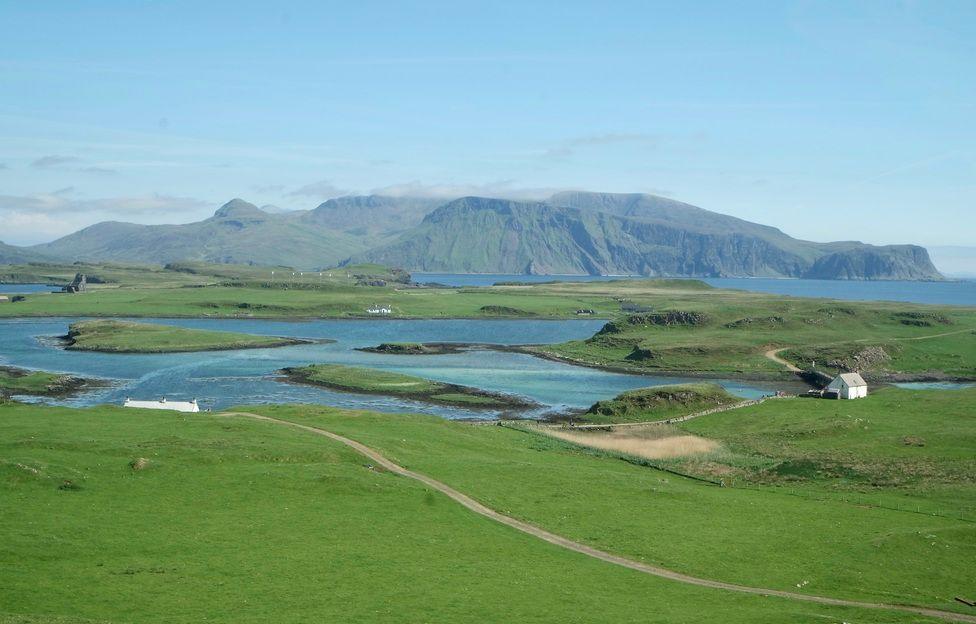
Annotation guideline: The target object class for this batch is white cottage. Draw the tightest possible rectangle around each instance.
[825,373,868,399]
[123,397,200,412]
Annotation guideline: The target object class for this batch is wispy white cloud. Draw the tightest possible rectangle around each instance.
[285,180,348,200]
[79,166,118,175]
[855,150,962,184]
[370,180,569,201]
[543,133,661,160]
[250,183,286,194]
[30,154,81,168]
[27,154,119,175]
[0,191,211,245]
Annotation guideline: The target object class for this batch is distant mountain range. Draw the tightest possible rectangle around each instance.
[0,241,51,265]
[7,192,943,280]
[29,197,442,269]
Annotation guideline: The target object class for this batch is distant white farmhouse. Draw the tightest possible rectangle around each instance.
[825,373,868,399]
[366,306,392,315]
[123,397,200,412]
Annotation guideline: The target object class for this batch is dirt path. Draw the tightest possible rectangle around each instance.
[764,347,802,372]
[890,327,976,342]
[218,410,976,623]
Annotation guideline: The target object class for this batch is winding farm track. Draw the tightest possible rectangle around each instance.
[890,327,976,342]
[764,347,803,372]
[219,410,976,623]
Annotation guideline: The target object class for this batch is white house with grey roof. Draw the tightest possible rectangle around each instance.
[123,397,200,412]
[825,373,868,399]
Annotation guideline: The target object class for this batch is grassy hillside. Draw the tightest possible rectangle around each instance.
[677,386,976,489]
[63,319,309,353]
[583,382,741,424]
[0,241,54,265]
[0,259,382,299]
[282,363,533,409]
[31,199,368,269]
[530,283,976,379]
[0,261,228,288]
[0,402,933,624]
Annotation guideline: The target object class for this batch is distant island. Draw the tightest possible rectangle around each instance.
[5,191,942,281]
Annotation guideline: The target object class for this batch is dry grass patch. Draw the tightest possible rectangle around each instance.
[544,426,720,460]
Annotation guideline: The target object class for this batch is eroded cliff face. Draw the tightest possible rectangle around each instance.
[803,246,942,280]
[350,196,943,279]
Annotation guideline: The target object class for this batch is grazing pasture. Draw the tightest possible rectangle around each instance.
[0,401,941,624]
[252,395,976,616]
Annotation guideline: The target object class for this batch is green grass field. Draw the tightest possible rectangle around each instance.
[63,319,308,353]
[1,401,941,624]
[0,282,621,319]
[249,394,976,615]
[0,260,407,290]
[676,386,976,490]
[282,363,531,409]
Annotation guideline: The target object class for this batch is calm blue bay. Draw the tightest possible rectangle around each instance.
[413,273,976,306]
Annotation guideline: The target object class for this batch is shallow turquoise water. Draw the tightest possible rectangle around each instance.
[0,318,780,419]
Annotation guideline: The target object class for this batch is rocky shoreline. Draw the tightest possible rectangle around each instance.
[0,365,98,398]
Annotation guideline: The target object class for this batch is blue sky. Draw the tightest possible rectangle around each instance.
[0,0,973,249]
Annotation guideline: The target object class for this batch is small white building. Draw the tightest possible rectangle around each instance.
[123,397,200,412]
[825,373,868,399]
[366,306,392,315]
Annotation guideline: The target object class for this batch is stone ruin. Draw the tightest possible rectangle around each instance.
[62,273,87,293]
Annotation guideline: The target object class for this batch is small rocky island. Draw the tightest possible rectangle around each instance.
[62,319,316,353]
[281,363,537,410]
[0,365,94,398]
[357,342,470,355]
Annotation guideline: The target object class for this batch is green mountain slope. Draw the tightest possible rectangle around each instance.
[301,195,444,239]
[0,241,54,265]
[349,194,942,279]
[31,199,366,268]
